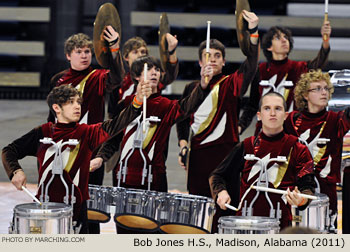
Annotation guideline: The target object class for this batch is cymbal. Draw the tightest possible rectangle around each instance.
[158,13,170,72]
[93,3,121,68]
[235,0,250,56]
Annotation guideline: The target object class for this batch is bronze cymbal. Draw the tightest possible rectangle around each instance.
[235,0,250,56]
[158,12,170,72]
[93,3,121,68]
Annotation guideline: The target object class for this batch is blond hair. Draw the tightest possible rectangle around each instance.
[294,69,333,110]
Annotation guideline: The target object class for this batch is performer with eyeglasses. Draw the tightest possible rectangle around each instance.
[284,69,350,231]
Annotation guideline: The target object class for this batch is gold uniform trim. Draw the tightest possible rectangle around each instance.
[196,76,229,135]
[142,124,157,149]
[64,142,81,173]
[313,121,327,166]
[272,148,292,188]
[76,69,96,95]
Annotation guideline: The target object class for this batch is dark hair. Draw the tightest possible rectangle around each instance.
[64,33,93,56]
[47,85,81,116]
[130,56,161,84]
[262,26,294,62]
[198,39,225,61]
[258,91,287,111]
[122,36,148,59]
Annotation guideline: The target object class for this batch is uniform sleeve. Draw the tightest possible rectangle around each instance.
[2,127,43,180]
[160,60,179,86]
[209,142,245,201]
[293,142,316,210]
[105,50,125,93]
[101,103,141,137]
[238,70,260,134]
[235,42,259,98]
[176,82,199,142]
[337,108,350,139]
[91,103,140,160]
[307,45,330,70]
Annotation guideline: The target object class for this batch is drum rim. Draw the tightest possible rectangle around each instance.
[218,216,280,228]
[14,202,72,215]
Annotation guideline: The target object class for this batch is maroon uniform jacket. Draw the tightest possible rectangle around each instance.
[209,131,315,228]
[108,60,179,119]
[176,43,259,197]
[2,104,140,220]
[259,47,329,112]
[241,46,329,135]
[284,109,350,213]
[48,49,124,124]
[97,85,209,192]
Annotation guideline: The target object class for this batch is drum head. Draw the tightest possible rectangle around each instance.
[115,214,159,230]
[160,223,209,234]
[87,210,111,223]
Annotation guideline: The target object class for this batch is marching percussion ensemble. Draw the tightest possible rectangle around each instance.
[2,0,350,235]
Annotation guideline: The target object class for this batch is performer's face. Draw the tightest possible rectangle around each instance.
[54,95,82,123]
[139,66,161,92]
[66,46,92,71]
[304,80,330,113]
[199,48,225,76]
[257,95,288,136]
[267,31,290,59]
[125,46,148,67]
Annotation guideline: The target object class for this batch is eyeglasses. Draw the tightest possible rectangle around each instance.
[307,87,333,93]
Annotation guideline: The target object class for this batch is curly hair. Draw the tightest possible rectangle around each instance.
[122,36,148,59]
[47,85,82,116]
[64,33,93,56]
[294,69,333,111]
[262,26,294,62]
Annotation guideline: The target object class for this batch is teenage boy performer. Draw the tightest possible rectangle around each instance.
[2,82,151,233]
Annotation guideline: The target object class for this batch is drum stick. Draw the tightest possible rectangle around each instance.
[143,63,147,134]
[205,21,211,84]
[251,185,318,200]
[21,186,42,205]
[323,0,329,41]
[225,203,238,211]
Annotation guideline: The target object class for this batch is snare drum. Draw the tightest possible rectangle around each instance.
[218,216,280,234]
[87,185,112,223]
[159,193,216,234]
[114,188,161,231]
[10,202,73,234]
[292,193,330,233]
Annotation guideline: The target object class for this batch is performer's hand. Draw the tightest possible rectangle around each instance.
[90,157,103,172]
[136,80,152,102]
[103,25,120,49]
[286,186,307,207]
[11,170,26,190]
[178,146,188,170]
[200,63,213,88]
[242,10,259,30]
[166,33,178,53]
[217,190,231,210]
[321,20,332,38]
